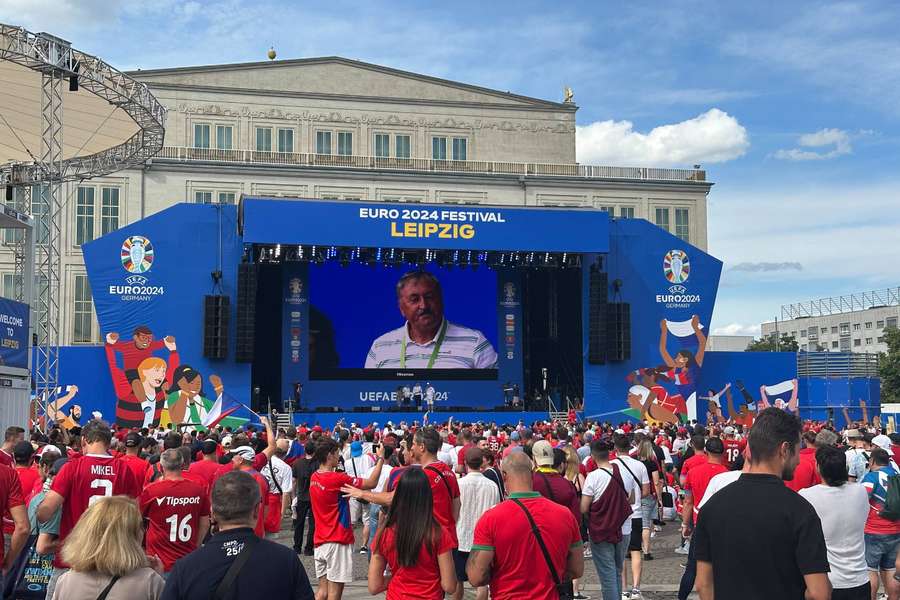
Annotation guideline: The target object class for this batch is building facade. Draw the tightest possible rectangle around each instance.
[2,57,712,345]
[705,335,753,352]
[761,296,899,354]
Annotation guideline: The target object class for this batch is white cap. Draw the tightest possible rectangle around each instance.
[723,426,735,436]
[873,434,892,452]
[233,445,256,462]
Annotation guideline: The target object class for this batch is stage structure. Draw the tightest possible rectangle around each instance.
[0,23,166,425]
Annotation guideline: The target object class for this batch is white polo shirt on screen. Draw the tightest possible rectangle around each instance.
[365,319,498,369]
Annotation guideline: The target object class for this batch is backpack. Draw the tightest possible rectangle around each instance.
[587,465,633,544]
[880,474,900,521]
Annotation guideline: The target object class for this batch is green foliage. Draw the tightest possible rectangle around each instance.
[879,327,900,402]
[747,332,800,352]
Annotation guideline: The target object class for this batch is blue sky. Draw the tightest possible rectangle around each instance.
[3,0,898,336]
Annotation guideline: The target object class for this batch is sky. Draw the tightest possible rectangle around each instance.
[1,0,898,337]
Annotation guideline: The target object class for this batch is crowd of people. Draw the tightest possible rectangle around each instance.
[0,407,898,599]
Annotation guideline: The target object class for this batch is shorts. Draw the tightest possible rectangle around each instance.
[831,582,871,600]
[348,497,366,524]
[864,532,900,571]
[314,542,354,583]
[453,549,469,582]
[640,497,657,528]
[628,518,643,552]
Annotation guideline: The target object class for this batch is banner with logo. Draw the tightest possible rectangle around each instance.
[0,297,29,370]
[583,219,722,423]
[83,204,251,428]
[241,197,610,252]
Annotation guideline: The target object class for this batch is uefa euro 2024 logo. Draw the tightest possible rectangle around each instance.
[121,236,154,274]
[663,249,690,285]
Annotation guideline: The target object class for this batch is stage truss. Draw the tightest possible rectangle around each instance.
[0,24,166,427]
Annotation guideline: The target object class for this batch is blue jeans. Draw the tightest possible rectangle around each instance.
[678,532,697,600]
[864,532,900,571]
[591,539,627,600]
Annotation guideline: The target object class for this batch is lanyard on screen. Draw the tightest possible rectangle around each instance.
[400,320,448,369]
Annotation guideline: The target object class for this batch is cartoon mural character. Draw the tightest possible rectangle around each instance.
[105,327,176,400]
[758,379,800,414]
[162,365,247,432]
[105,337,179,429]
[626,367,689,425]
[45,385,80,431]
[659,315,707,404]
[701,383,729,424]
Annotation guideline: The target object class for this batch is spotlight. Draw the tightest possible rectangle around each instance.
[274,244,281,259]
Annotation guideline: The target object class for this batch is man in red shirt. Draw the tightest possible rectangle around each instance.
[721,426,747,470]
[0,427,24,467]
[217,446,271,538]
[0,462,28,577]
[310,437,384,600]
[37,419,140,594]
[187,439,220,494]
[4,441,39,537]
[456,428,474,475]
[120,432,149,489]
[679,435,707,485]
[467,451,583,600]
[679,437,728,600]
[785,430,820,493]
[140,448,211,574]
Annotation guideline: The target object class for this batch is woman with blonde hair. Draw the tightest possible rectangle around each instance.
[562,445,591,599]
[636,439,663,560]
[52,496,164,600]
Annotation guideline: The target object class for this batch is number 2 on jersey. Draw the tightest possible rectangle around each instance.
[88,479,113,506]
[165,514,193,543]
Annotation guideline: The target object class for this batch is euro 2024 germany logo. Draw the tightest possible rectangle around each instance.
[658,249,700,308]
[111,236,164,301]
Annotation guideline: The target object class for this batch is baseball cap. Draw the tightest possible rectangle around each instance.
[532,440,554,467]
[350,441,363,457]
[125,432,142,448]
[846,428,862,439]
[233,445,256,462]
[705,438,725,455]
[872,434,892,452]
[723,426,735,436]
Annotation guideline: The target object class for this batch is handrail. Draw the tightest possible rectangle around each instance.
[153,146,708,183]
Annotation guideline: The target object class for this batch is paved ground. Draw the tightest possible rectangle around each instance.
[270,518,698,599]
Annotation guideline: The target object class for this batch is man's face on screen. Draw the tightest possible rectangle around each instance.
[398,278,443,332]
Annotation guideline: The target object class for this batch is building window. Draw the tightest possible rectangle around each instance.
[865,322,873,329]
[853,339,861,347]
[194,191,213,204]
[654,208,670,231]
[878,336,885,343]
[316,131,332,155]
[831,326,838,334]
[32,185,49,245]
[839,338,850,351]
[337,132,353,156]
[619,207,635,218]
[3,188,25,244]
[255,127,272,152]
[452,138,467,161]
[866,338,873,345]
[598,206,613,213]
[100,187,119,236]
[432,137,448,160]
[215,125,233,150]
[674,208,690,242]
[831,341,839,349]
[75,186,95,245]
[853,323,860,331]
[1,273,20,299]
[800,329,807,338]
[820,327,827,334]
[374,134,390,158]
[888,317,899,329]
[839,323,850,336]
[277,128,294,153]
[217,192,236,205]
[193,124,210,149]
[73,274,93,344]
[395,135,411,159]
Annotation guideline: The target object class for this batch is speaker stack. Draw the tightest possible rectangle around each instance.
[203,295,230,359]
[235,263,257,363]
[607,303,632,361]
[587,267,608,364]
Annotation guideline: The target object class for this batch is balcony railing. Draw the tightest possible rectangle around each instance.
[153,147,707,183]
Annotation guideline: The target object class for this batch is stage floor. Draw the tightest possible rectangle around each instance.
[288,410,550,429]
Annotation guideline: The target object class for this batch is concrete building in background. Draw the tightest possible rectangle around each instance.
[1,56,712,345]
[706,335,754,352]
[761,288,900,354]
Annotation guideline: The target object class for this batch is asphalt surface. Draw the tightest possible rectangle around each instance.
[271,516,698,599]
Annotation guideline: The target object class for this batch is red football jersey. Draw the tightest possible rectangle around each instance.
[722,439,746,468]
[0,466,23,563]
[186,459,219,493]
[140,478,210,571]
[310,470,363,546]
[50,453,141,567]
[120,454,149,490]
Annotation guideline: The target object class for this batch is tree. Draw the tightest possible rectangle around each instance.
[747,332,800,352]
[879,327,900,402]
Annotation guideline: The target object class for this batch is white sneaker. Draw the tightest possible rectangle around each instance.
[583,546,592,558]
[630,590,643,600]
[620,593,631,600]
[674,543,690,555]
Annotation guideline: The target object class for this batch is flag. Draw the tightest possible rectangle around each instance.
[763,380,797,411]
[202,393,246,429]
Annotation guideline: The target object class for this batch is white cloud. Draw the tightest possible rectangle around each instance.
[774,127,852,161]
[712,323,761,337]
[575,109,749,167]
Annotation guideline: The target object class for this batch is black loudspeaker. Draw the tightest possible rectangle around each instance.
[203,295,230,359]
[235,263,257,362]
[587,267,608,364]
[315,406,340,413]
[607,302,631,361]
